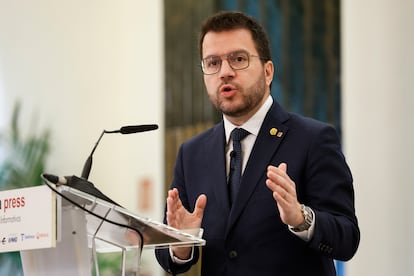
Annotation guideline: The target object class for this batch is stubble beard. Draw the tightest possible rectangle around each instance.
[211,73,267,118]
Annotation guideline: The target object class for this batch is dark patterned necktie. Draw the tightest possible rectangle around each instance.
[228,128,250,205]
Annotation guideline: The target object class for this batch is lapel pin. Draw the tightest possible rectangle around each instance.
[269,128,278,136]
[277,132,283,138]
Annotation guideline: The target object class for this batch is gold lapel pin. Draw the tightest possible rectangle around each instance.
[269,128,278,136]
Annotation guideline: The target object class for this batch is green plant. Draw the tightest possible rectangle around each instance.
[0,101,51,275]
[0,101,50,190]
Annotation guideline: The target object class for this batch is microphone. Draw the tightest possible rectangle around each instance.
[80,124,158,180]
[107,124,159,134]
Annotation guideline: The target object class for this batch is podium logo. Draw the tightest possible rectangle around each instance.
[21,233,35,241]
[8,236,18,243]
[36,232,49,239]
[0,196,26,213]
[0,235,18,245]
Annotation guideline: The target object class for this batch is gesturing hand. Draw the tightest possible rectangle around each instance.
[265,163,304,227]
[166,188,207,229]
[166,188,207,259]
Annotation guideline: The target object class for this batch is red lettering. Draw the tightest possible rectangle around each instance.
[4,198,9,211]
[2,196,26,212]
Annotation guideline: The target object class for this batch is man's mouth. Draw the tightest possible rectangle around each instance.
[220,84,237,95]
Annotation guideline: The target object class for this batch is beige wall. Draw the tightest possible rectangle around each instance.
[342,0,414,275]
[0,1,164,275]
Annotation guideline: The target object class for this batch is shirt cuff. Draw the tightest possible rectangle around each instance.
[169,246,194,264]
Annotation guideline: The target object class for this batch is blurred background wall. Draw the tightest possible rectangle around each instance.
[0,1,165,275]
[342,0,414,275]
[0,0,413,275]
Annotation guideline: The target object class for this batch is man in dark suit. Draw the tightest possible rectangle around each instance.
[156,11,359,276]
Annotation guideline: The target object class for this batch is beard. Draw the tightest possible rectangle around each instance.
[211,72,267,118]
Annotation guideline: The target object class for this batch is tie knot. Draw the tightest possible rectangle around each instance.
[231,128,250,142]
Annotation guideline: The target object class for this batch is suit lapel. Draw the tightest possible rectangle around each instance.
[225,102,289,237]
[206,123,231,215]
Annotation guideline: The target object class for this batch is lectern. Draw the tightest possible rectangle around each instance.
[5,175,205,276]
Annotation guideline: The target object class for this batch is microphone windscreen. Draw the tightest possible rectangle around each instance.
[42,173,68,185]
[43,173,59,184]
[120,124,158,134]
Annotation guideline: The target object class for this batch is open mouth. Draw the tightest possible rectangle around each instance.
[220,84,236,94]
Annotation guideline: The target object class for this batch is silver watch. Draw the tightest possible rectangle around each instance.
[291,204,313,232]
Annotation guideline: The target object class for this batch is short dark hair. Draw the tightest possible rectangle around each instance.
[199,11,272,62]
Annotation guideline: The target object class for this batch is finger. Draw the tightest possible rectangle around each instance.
[266,171,289,194]
[194,194,207,218]
[278,162,287,172]
[265,178,281,193]
[267,165,295,193]
[168,188,179,201]
[168,188,183,208]
[166,193,177,212]
[277,164,295,189]
[267,165,287,182]
[273,185,289,201]
[266,177,292,206]
[166,189,183,225]
[266,177,289,196]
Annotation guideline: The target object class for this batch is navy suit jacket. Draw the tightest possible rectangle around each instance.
[156,100,360,276]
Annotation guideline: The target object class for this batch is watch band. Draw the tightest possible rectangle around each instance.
[291,204,313,232]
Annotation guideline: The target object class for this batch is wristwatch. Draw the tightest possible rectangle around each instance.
[291,204,313,232]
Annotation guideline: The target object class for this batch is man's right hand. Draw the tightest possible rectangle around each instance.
[166,188,207,259]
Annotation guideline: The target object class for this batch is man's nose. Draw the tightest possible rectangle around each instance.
[218,59,235,78]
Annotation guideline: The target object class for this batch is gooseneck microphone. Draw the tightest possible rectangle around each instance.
[80,124,158,180]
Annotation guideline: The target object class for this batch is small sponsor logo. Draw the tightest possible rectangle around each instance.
[20,233,36,241]
[7,236,18,243]
[36,232,49,240]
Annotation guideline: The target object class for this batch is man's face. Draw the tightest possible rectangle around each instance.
[202,28,274,125]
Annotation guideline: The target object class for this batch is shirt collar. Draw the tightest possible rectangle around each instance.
[224,95,273,143]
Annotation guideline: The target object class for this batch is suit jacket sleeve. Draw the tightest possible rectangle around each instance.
[298,123,360,261]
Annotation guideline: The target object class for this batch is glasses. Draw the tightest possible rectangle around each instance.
[201,50,261,75]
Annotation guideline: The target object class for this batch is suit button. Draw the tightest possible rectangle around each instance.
[229,250,238,259]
